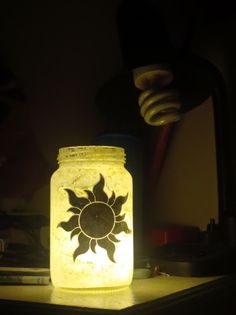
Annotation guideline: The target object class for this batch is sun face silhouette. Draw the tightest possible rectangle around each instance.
[57,174,131,263]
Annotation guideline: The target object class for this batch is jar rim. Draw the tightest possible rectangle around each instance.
[57,145,125,163]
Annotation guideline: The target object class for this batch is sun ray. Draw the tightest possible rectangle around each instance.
[73,232,90,261]
[108,191,116,205]
[112,194,128,215]
[93,174,108,202]
[70,227,81,239]
[64,189,90,208]
[85,189,95,202]
[97,237,116,263]
[115,213,126,222]
[58,215,78,231]
[108,234,120,243]
[112,221,131,235]
[90,239,97,253]
[67,207,81,214]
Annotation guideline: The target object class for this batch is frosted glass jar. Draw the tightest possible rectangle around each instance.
[50,146,133,289]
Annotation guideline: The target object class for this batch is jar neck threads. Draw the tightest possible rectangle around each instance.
[57,146,125,165]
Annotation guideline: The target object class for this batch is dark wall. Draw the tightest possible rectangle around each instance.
[0,0,122,215]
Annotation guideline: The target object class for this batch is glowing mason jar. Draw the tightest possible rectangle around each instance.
[50,146,133,289]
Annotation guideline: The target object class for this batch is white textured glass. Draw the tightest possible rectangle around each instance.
[50,146,133,289]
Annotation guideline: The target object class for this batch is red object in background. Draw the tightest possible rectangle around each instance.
[148,226,201,247]
[148,124,173,195]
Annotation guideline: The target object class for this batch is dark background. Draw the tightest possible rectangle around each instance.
[0,0,236,245]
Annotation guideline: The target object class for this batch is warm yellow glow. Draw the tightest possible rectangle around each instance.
[50,146,133,289]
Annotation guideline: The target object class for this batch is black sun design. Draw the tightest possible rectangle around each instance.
[57,174,131,263]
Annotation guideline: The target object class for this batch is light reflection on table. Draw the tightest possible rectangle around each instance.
[0,275,222,311]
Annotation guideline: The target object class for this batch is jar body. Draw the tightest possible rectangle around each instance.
[50,146,133,289]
